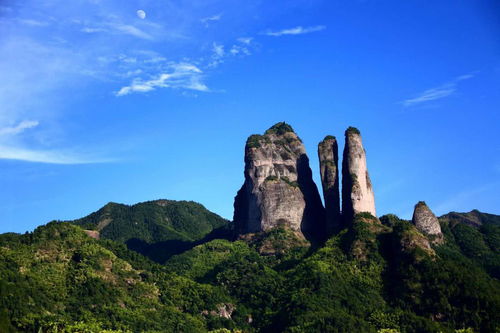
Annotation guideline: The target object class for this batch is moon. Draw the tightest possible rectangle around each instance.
[136,10,146,19]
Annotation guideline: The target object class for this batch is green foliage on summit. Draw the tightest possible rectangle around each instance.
[69,200,230,263]
[264,122,295,135]
[72,200,228,243]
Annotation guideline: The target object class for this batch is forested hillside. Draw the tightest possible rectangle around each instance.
[0,206,498,332]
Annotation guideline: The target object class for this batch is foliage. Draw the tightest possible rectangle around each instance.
[323,135,336,141]
[69,200,229,263]
[264,122,295,135]
[246,134,265,148]
[281,176,299,188]
[346,126,361,135]
[1,209,499,332]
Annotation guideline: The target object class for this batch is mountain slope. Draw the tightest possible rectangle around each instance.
[0,222,235,332]
[69,200,231,263]
[1,208,499,332]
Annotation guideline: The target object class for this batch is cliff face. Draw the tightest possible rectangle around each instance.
[412,201,444,244]
[341,127,377,223]
[233,122,325,239]
[318,136,341,234]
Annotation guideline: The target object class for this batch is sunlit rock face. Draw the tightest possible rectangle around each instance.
[341,127,377,223]
[318,135,341,234]
[411,201,444,244]
[233,122,325,240]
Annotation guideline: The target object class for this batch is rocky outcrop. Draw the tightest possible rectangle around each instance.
[341,127,377,223]
[233,122,325,240]
[83,230,100,240]
[411,201,444,244]
[318,135,341,234]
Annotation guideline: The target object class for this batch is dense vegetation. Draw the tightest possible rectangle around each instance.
[70,200,229,263]
[0,203,499,332]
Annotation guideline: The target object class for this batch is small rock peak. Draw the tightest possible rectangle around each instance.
[318,135,341,234]
[341,127,376,224]
[234,123,325,241]
[411,201,444,244]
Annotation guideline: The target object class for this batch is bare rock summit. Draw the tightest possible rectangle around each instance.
[341,127,377,223]
[318,135,341,234]
[233,122,326,240]
[411,201,444,244]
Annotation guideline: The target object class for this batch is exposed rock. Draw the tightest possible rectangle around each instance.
[202,303,235,319]
[83,230,100,240]
[238,227,309,256]
[411,201,444,244]
[318,135,341,234]
[398,226,434,257]
[341,127,377,223]
[233,122,326,240]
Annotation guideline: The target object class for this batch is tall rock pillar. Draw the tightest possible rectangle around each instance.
[341,127,376,223]
[318,136,341,234]
[233,122,326,240]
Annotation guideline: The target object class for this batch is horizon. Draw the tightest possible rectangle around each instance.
[1,0,499,233]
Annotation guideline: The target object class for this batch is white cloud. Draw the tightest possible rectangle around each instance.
[81,27,106,33]
[212,42,225,58]
[264,25,326,37]
[0,120,39,136]
[112,24,153,40]
[402,72,477,107]
[237,37,253,45]
[116,62,208,96]
[402,85,456,107]
[80,22,153,40]
[18,19,49,27]
[0,145,110,164]
[201,14,222,25]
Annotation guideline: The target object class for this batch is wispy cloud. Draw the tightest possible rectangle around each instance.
[237,37,253,45]
[116,63,208,96]
[263,25,326,37]
[0,120,39,136]
[201,13,222,25]
[402,72,477,107]
[81,23,153,40]
[18,19,49,27]
[112,24,153,40]
[0,146,110,164]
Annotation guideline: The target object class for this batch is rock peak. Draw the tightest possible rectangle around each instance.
[318,135,341,234]
[234,124,325,240]
[341,127,376,223]
[411,201,444,244]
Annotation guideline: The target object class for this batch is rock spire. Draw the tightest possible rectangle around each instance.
[318,135,341,233]
[341,127,377,223]
[233,122,326,240]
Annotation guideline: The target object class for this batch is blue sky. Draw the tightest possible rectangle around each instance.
[0,0,499,233]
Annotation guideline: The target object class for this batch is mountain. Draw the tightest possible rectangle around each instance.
[68,200,230,263]
[0,122,499,332]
